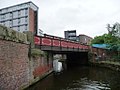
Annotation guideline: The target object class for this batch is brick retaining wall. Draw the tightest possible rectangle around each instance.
[0,25,53,90]
[0,39,29,90]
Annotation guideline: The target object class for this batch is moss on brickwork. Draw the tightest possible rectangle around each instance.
[24,31,34,48]
[31,48,44,57]
[0,25,28,43]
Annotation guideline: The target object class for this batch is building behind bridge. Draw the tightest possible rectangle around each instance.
[0,1,38,35]
[64,30,77,41]
[64,30,93,45]
[77,34,93,45]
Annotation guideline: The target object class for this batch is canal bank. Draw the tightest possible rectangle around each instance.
[89,45,120,72]
[89,61,120,72]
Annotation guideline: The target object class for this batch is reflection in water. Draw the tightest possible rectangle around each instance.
[26,66,120,90]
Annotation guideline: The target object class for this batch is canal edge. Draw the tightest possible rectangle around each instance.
[89,61,120,72]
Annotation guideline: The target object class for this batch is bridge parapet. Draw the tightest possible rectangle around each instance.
[34,34,89,52]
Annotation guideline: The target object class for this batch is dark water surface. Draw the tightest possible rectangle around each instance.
[26,66,120,90]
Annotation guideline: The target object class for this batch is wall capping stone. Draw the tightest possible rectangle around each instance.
[0,25,29,44]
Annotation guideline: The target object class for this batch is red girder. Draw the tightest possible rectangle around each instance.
[34,36,89,50]
[53,40,60,46]
[34,36,40,45]
[42,38,51,46]
[61,41,67,47]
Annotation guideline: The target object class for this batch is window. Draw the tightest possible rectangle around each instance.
[13,19,18,26]
[18,18,21,24]
[69,33,76,36]
[0,21,5,26]
[9,20,12,27]
[18,10,21,16]
[20,10,26,16]
[13,11,18,18]
[25,25,27,30]
[25,8,28,15]
[6,8,8,12]
[3,21,5,26]
[10,12,12,18]
[4,14,6,19]
[5,13,10,20]
[12,6,17,11]
[1,9,6,13]
[18,5,21,9]
[0,10,1,14]
[25,17,27,23]
[20,18,25,24]
[5,21,9,27]
[1,14,5,20]
[18,26,20,31]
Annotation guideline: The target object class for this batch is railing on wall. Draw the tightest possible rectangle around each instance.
[34,34,89,50]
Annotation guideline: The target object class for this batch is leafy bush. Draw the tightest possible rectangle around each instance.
[31,48,44,58]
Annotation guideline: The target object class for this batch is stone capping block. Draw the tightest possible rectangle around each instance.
[24,31,35,48]
[0,25,29,44]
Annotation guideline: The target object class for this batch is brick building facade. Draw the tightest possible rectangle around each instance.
[77,34,93,45]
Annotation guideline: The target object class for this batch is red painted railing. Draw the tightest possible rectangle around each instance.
[34,34,89,50]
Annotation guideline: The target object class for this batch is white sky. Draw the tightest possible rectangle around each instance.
[0,0,120,38]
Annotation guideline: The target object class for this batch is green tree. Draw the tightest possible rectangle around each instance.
[91,22,120,61]
[91,33,117,45]
[91,22,120,45]
[91,35,104,44]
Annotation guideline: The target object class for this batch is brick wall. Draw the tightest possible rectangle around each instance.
[0,40,53,90]
[90,47,107,62]
[0,39,29,90]
[29,8,35,33]
[33,56,52,78]
[79,35,92,45]
[0,25,53,89]
[29,52,53,84]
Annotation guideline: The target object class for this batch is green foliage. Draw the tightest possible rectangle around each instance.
[31,48,44,57]
[91,22,120,61]
[44,52,48,59]
[91,35,104,44]
[24,31,34,48]
[107,22,120,37]
[104,34,118,44]
[91,33,119,45]
[0,25,28,43]
[92,27,119,51]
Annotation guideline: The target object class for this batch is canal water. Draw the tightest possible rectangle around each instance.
[26,66,120,90]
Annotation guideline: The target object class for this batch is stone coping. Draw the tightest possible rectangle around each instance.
[0,25,29,44]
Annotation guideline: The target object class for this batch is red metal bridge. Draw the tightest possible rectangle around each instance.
[34,34,89,52]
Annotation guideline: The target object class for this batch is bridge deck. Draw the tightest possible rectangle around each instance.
[34,34,89,52]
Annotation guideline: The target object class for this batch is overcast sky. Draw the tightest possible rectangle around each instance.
[0,0,120,38]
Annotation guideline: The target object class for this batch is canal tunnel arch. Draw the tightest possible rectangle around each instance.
[52,51,89,68]
[66,52,88,67]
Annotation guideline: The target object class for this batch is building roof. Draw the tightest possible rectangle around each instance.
[65,30,76,32]
[92,44,109,49]
[0,1,39,11]
[79,34,93,39]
